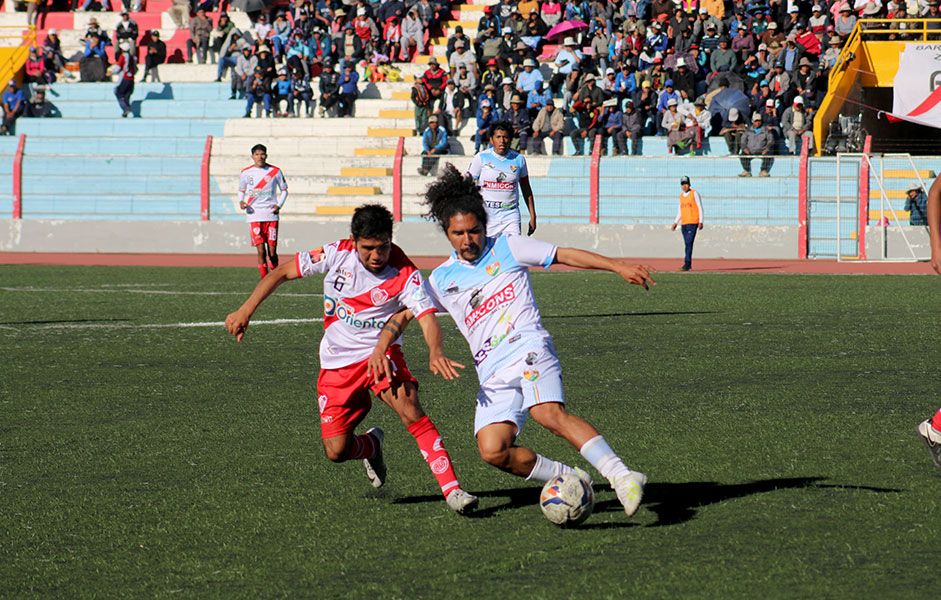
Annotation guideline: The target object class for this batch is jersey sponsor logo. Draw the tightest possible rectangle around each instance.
[464,283,516,329]
[324,294,387,330]
[473,329,520,366]
[370,287,389,306]
[523,369,540,381]
[485,261,501,276]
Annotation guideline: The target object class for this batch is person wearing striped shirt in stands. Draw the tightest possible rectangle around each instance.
[238,144,289,279]
[671,176,704,272]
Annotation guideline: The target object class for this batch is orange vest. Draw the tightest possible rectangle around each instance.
[679,189,700,224]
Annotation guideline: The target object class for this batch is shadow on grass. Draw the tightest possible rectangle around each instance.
[393,477,901,524]
[601,477,902,527]
[544,311,717,320]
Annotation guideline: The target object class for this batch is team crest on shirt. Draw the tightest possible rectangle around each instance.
[509,165,518,173]
[523,369,540,381]
[370,287,389,306]
[496,171,507,182]
[469,288,483,309]
[485,261,501,276]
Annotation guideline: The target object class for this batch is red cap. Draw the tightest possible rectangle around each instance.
[487,58,497,66]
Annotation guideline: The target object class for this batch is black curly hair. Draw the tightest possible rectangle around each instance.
[422,163,488,233]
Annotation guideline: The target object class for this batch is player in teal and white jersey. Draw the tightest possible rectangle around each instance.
[467,121,538,237]
[373,165,655,517]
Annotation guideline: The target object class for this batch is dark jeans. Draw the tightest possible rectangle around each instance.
[115,78,134,114]
[531,130,563,155]
[739,155,774,174]
[681,223,698,269]
[571,128,600,155]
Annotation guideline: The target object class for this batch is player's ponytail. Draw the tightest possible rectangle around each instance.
[422,163,488,233]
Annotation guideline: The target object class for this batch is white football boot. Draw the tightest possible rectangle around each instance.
[611,471,647,517]
[916,419,941,469]
[445,489,479,515]
[363,427,387,488]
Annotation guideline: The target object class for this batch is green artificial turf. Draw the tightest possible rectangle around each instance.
[0,265,938,598]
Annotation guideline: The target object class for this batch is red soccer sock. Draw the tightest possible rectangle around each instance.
[931,408,941,433]
[408,416,460,498]
[348,432,377,460]
[257,263,269,279]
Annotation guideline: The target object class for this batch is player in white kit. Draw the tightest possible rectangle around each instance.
[225,204,478,514]
[374,166,655,517]
[239,144,289,279]
[467,122,538,237]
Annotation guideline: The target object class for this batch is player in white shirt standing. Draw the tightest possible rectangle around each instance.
[467,122,538,237]
[224,204,478,514]
[375,166,655,518]
[239,144,289,279]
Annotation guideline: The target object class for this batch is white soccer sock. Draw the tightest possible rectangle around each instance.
[526,454,573,483]
[580,435,631,482]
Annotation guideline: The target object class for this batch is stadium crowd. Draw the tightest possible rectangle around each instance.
[21,0,941,161]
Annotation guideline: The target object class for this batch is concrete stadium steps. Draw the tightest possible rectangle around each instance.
[20,195,205,220]
[211,155,395,177]
[18,118,227,137]
[45,82,237,102]
[221,117,416,137]
[23,173,201,195]
[48,99,245,119]
[26,154,202,174]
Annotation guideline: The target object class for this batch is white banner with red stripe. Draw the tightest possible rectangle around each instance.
[891,45,941,128]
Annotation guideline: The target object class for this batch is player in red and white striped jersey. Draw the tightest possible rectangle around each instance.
[225,204,479,514]
[238,144,289,279]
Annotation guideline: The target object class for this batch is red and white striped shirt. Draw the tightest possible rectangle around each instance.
[238,164,288,223]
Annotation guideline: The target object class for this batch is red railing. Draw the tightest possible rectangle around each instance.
[392,136,404,222]
[857,135,872,260]
[12,133,25,219]
[589,134,601,224]
[200,135,212,221]
[797,142,810,259]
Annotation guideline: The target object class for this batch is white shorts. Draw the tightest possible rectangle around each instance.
[473,340,565,436]
[486,219,521,237]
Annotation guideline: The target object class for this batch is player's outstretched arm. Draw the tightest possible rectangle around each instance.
[928,174,941,274]
[554,247,656,289]
[415,311,465,381]
[367,309,413,383]
[225,260,301,342]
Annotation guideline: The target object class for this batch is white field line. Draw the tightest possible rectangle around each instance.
[6,318,324,331]
[0,287,322,297]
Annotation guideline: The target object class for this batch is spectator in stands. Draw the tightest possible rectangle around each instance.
[781,96,813,154]
[821,36,842,69]
[449,39,475,73]
[211,13,236,65]
[600,98,626,156]
[905,183,929,226]
[42,29,67,79]
[739,113,775,177]
[82,31,109,82]
[505,94,531,152]
[498,76,515,113]
[455,63,478,104]
[418,114,448,176]
[245,67,272,118]
[411,78,432,133]
[661,97,682,132]
[400,8,424,60]
[338,25,365,69]
[515,58,543,93]
[233,46,257,100]
[711,37,737,72]
[690,97,711,135]
[441,79,466,133]
[474,100,496,152]
[421,57,448,100]
[319,59,340,117]
[288,64,314,117]
[621,99,643,155]
[573,73,604,109]
[271,13,292,60]
[447,26,471,61]
[254,14,273,45]
[570,96,601,156]
[115,12,139,57]
[25,47,49,85]
[272,68,292,117]
[526,80,551,117]
[1,80,23,135]
[189,8,212,64]
[337,62,359,117]
[25,89,59,119]
[169,0,191,29]
[121,0,141,11]
[218,35,243,85]
[530,98,564,155]
[552,37,581,96]
[143,30,166,83]
[834,5,857,37]
[634,80,657,135]
[112,42,137,118]
[256,46,276,82]
[720,107,748,155]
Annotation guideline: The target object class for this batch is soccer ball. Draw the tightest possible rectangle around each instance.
[539,472,594,527]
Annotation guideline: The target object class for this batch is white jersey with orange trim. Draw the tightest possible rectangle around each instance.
[239,164,288,223]
[425,234,557,383]
[296,239,436,370]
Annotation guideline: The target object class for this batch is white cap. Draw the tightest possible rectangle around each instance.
[605,67,615,74]
[794,96,805,104]
[563,36,577,46]
[676,57,686,67]
[603,98,617,107]
[765,99,775,107]
[812,4,822,10]
[729,107,740,119]
[49,28,57,34]
[357,7,365,15]
[502,27,512,35]
[699,7,708,13]
[667,98,678,106]
[523,58,535,67]
[119,41,131,51]
[501,76,513,85]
